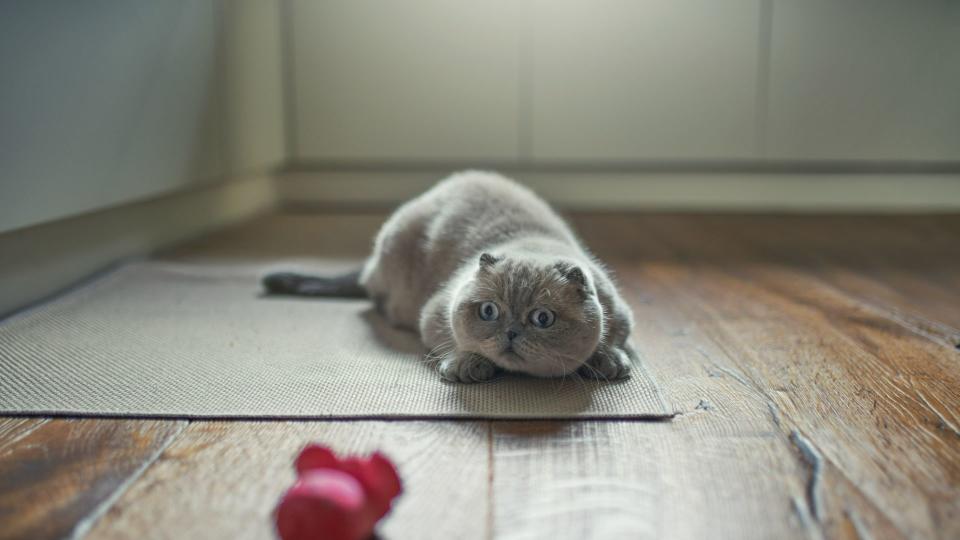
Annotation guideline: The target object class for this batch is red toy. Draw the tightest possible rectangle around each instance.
[274,445,403,540]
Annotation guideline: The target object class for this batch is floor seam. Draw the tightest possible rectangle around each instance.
[486,421,495,540]
[0,418,50,453]
[69,420,188,540]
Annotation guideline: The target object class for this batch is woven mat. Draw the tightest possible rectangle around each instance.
[0,261,672,419]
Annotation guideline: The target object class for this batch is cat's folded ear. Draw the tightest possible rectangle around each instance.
[479,252,502,269]
[555,262,587,287]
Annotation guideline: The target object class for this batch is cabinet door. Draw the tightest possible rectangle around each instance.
[767,1,960,161]
[530,0,761,161]
[0,0,224,233]
[290,0,522,161]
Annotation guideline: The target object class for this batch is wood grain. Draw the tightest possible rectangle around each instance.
[634,263,944,539]
[650,214,960,344]
[628,214,960,539]
[87,421,489,540]
[0,418,185,540]
[492,249,816,540]
[0,418,48,453]
[514,212,960,539]
[493,418,813,540]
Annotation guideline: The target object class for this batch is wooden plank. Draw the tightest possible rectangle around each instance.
[493,419,815,540]
[0,418,48,452]
[624,215,960,539]
[640,263,954,539]
[576,211,960,343]
[0,418,185,540]
[491,251,820,539]
[558,212,960,538]
[637,214,960,344]
[87,421,489,540]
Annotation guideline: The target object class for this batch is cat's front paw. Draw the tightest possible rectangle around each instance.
[579,346,632,380]
[439,353,499,383]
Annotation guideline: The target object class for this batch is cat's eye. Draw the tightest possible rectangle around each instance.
[529,308,555,328]
[478,302,500,321]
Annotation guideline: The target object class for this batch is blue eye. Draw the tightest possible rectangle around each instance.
[529,308,555,328]
[478,302,499,321]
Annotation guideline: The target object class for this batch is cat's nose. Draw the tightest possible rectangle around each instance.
[507,330,518,341]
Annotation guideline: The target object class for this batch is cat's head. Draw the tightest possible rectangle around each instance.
[450,252,604,377]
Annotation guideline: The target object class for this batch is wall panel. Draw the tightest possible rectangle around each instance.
[290,0,523,161]
[766,1,960,160]
[530,0,762,161]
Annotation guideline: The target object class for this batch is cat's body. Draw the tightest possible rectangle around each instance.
[265,171,636,382]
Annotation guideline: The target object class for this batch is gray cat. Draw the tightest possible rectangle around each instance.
[263,171,636,383]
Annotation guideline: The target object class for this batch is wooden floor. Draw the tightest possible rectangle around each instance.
[1,213,959,540]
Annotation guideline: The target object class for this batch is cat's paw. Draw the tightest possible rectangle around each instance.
[579,346,632,380]
[438,353,499,383]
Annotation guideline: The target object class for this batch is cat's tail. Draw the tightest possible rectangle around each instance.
[261,269,367,298]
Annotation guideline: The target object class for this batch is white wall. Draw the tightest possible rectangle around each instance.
[0,0,285,234]
[530,0,761,161]
[223,0,286,173]
[767,0,960,160]
[286,0,960,165]
[289,0,523,161]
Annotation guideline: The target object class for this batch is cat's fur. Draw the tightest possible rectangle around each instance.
[264,171,636,383]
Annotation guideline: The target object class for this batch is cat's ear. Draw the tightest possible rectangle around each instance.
[555,262,587,287]
[479,252,502,269]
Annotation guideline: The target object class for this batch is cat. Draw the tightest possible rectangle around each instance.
[263,171,637,383]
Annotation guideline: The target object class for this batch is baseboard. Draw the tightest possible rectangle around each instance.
[278,170,960,213]
[0,174,278,318]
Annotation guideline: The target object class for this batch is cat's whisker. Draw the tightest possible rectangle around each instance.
[567,368,589,393]
[422,340,457,369]
[575,358,607,384]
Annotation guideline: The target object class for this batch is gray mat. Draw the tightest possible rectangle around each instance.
[0,262,673,419]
